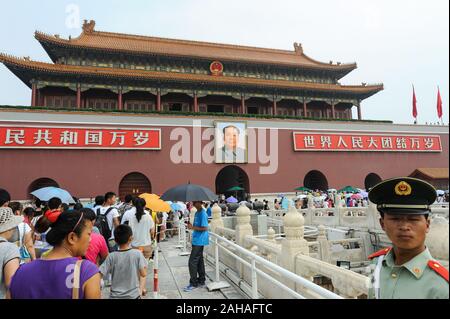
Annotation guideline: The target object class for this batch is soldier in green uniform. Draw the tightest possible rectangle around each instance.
[367,177,448,299]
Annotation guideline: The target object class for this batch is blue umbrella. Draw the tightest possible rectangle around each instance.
[281,197,292,210]
[226,196,238,203]
[31,186,76,204]
[170,202,183,211]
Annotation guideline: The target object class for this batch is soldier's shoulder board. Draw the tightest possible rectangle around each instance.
[368,247,392,260]
[428,260,449,283]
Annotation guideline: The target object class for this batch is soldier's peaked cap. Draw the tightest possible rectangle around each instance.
[368,177,437,215]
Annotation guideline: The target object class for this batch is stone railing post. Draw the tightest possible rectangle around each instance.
[368,202,380,229]
[281,204,310,290]
[207,204,224,258]
[209,203,224,233]
[317,225,331,263]
[235,203,253,248]
[235,203,253,278]
[267,227,276,243]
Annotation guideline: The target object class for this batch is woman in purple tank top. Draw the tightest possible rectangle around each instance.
[9,206,101,299]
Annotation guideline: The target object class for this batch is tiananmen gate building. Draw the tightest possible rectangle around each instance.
[0,20,448,200]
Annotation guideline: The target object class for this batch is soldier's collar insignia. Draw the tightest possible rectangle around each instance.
[395,181,412,196]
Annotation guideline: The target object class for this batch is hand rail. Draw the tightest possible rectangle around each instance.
[209,231,343,299]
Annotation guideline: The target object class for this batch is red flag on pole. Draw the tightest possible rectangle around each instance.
[412,85,418,119]
[437,86,443,119]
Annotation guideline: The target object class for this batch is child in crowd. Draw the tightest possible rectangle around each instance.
[99,225,147,299]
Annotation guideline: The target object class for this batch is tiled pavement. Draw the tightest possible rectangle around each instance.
[101,235,245,299]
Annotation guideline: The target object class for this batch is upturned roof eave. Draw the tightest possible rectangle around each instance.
[34,30,358,73]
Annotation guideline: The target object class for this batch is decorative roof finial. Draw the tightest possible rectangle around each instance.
[82,19,96,34]
[293,42,303,55]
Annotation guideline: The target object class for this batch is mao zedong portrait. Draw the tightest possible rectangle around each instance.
[216,125,246,163]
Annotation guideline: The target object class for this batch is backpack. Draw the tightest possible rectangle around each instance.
[95,207,115,243]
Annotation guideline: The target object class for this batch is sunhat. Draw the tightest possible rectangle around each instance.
[0,207,24,233]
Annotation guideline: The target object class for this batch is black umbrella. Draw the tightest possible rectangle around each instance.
[160,183,218,202]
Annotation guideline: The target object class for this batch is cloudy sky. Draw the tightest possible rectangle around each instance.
[0,0,448,124]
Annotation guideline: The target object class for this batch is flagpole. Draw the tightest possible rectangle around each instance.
[412,84,417,124]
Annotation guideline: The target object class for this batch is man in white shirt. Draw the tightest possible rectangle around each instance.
[99,192,120,251]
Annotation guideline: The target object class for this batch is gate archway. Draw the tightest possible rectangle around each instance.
[27,178,59,199]
[303,170,329,191]
[119,172,152,200]
[215,165,250,201]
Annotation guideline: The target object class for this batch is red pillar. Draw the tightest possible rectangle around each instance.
[118,88,123,110]
[156,90,161,111]
[31,83,37,107]
[194,92,198,112]
[241,96,246,114]
[357,104,362,120]
[303,100,307,117]
[76,85,81,109]
[331,102,336,119]
[273,98,277,115]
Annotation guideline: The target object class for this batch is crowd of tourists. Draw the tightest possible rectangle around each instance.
[0,188,202,299]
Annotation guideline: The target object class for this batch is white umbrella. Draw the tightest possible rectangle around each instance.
[173,201,187,211]
[31,186,76,204]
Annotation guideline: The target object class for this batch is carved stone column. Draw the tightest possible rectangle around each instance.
[281,205,310,290]
[317,225,330,263]
[235,203,253,278]
[235,203,253,248]
[267,227,276,243]
[209,203,224,233]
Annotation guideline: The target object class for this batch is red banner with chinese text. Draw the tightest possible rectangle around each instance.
[293,132,442,152]
[0,126,161,150]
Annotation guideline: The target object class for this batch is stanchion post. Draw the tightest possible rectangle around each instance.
[215,237,220,282]
[179,218,190,256]
[206,234,231,291]
[174,217,184,249]
[153,240,159,299]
